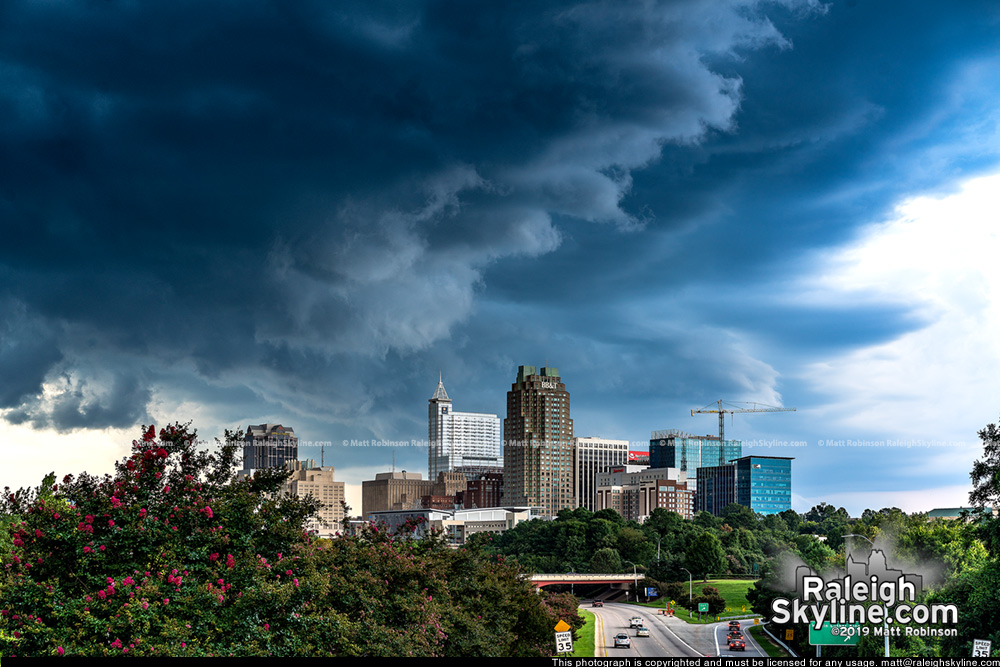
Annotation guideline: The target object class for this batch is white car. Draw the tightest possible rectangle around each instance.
[614,633,631,648]
[629,616,642,628]
[636,626,650,637]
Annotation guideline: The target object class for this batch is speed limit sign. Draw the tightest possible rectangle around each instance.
[555,631,573,653]
[973,639,991,657]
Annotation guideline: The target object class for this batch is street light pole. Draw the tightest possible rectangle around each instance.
[625,560,638,601]
[681,567,692,602]
[845,534,889,658]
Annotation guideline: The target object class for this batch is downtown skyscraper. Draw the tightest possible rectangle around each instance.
[427,376,502,480]
[503,365,574,517]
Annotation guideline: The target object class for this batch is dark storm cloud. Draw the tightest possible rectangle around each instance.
[1,0,828,432]
[0,299,63,408]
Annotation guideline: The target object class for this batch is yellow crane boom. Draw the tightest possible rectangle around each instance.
[691,400,796,464]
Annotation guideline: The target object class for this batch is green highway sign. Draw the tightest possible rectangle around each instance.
[698,603,709,612]
[809,623,862,646]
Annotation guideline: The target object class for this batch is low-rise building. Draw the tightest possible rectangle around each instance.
[281,459,346,537]
[595,466,693,521]
[361,470,467,517]
[367,506,534,545]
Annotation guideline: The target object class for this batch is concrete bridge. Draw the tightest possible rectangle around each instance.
[529,573,639,589]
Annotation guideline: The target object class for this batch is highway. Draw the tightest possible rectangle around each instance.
[588,601,768,658]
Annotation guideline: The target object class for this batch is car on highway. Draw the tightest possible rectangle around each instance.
[629,617,643,628]
[728,635,746,651]
[592,599,603,607]
[614,633,631,648]
[636,626,650,637]
[729,620,741,631]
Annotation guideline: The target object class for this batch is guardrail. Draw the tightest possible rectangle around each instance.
[760,621,798,658]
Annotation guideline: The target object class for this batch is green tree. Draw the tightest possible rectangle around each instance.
[721,504,758,531]
[589,548,622,574]
[685,531,725,580]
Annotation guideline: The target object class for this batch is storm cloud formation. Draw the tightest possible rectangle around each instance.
[1,0,822,429]
[3,0,1000,510]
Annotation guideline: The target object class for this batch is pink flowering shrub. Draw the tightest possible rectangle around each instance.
[0,423,579,657]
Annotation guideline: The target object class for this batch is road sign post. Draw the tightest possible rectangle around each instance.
[554,619,573,655]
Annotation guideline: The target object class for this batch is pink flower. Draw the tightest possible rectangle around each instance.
[163,598,169,605]
[57,646,64,656]
[108,520,115,527]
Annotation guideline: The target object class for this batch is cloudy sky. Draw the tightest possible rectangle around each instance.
[2,0,999,516]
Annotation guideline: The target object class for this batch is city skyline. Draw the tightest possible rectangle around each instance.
[2,1,999,517]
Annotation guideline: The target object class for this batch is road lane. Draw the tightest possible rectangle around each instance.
[584,602,769,658]
[585,602,703,658]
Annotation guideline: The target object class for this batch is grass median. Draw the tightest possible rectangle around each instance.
[574,609,596,657]
[634,578,759,625]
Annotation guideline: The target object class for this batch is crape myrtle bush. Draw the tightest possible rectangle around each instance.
[0,423,582,657]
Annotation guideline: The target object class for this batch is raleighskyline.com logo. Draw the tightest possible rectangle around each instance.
[771,548,959,638]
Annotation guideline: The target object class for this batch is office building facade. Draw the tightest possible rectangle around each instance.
[242,423,298,473]
[428,378,503,480]
[456,472,504,509]
[281,459,346,537]
[595,466,694,521]
[734,456,792,514]
[695,455,793,516]
[649,430,741,492]
[361,470,467,517]
[573,436,630,511]
[502,365,574,517]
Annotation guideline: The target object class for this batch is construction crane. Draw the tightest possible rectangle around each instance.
[691,400,796,464]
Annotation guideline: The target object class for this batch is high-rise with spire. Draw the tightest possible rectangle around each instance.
[428,376,503,482]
